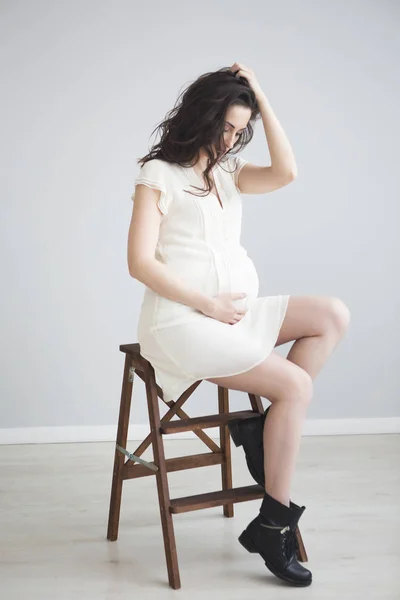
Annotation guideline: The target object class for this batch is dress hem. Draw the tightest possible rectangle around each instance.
[157,294,290,402]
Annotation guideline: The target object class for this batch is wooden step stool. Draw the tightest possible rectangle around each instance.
[107,343,308,589]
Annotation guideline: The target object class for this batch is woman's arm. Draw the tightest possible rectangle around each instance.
[132,256,214,315]
[128,184,213,315]
[237,94,297,195]
[229,62,298,195]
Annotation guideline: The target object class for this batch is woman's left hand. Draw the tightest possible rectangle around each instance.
[230,62,266,100]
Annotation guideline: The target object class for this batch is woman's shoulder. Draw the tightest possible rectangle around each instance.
[137,157,184,180]
[221,154,248,172]
[137,157,168,173]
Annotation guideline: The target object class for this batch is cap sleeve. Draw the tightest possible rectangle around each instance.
[232,155,248,190]
[224,155,248,191]
[131,159,170,215]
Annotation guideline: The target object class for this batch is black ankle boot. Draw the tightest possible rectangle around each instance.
[238,491,312,587]
[229,408,304,562]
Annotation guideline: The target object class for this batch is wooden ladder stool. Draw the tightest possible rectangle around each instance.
[107,342,308,589]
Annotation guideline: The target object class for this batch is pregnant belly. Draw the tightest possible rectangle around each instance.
[228,253,260,312]
[143,249,260,330]
[147,255,219,330]
[164,249,259,297]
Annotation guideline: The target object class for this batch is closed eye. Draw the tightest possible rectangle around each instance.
[225,121,245,136]
[224,128,243,136]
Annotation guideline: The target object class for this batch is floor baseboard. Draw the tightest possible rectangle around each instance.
[0,418,399,445]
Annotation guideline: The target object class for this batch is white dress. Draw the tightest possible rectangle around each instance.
[131,156,290,402]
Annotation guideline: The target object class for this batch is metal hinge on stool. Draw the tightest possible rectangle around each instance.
[120,366,158,472]
[116,444,159,472]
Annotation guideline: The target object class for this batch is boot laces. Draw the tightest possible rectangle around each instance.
[259,521,300,560]
[281,525,298,560]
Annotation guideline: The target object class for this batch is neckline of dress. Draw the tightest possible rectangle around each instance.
[184,162,224,209]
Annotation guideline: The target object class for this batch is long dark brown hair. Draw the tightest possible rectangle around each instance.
[137,67,261,196]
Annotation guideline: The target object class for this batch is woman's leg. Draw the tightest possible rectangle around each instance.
[275,295,351,379]
[262,295,351,502]
[206,295,351,506]
[206,353,313,506]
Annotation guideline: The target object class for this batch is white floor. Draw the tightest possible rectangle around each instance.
[1,434,399,599]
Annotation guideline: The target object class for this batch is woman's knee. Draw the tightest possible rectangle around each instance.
[275,364,313,406]
[326,297,351,336]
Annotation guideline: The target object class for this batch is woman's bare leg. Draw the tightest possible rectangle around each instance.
[275,295,351,380]
[206,296,351,506]
[206,353,313,506]
[263,295,351,502]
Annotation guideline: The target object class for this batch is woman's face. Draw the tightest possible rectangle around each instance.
[219,105,251,155]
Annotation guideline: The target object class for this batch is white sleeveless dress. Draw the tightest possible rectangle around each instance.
[131,156,289,402]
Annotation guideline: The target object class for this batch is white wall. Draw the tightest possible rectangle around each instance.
[1,0,399,440]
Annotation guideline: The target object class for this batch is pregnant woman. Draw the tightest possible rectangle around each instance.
[127,63,351,587]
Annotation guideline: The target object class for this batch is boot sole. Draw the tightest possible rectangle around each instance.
[227,420,245,447]
[228,408,270,448]
[228,420,265,488]
[228,416,263,448]
[238,530,312,587]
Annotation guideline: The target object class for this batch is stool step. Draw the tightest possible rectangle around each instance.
[160,410,262,434]
[124,451,224,480]
[170,484,265,514]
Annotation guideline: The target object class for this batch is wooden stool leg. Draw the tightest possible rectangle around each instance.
[107,354,133,541]
[248,393,264,414]
[218,386,234,517]
[145,364,181,590]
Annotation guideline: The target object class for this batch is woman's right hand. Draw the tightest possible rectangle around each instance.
[201,292,248,325]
